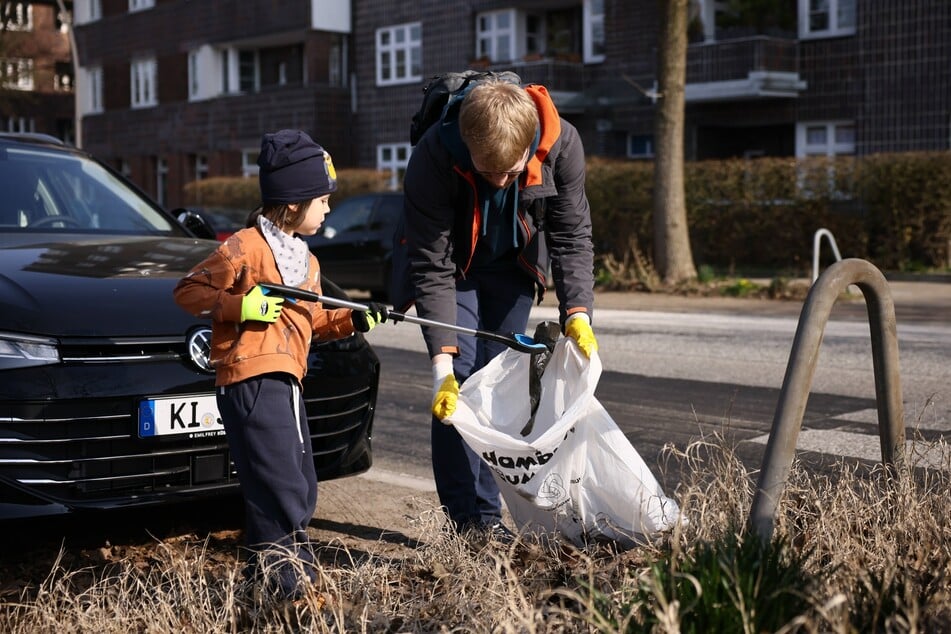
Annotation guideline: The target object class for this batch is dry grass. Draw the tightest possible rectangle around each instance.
[4,432,951,633]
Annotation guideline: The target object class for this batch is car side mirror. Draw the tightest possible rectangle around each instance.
[174,209,217,240]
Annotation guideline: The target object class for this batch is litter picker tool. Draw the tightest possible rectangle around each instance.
[259,282,548,354]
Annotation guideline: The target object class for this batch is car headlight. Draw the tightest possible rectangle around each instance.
[0,332,60,370]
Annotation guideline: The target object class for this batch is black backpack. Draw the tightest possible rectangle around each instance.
[391,70,526,311]
[409,70,522,146]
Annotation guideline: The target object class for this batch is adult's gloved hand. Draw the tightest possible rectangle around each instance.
[351,302,388,332]
[565,314,598,359]
[431,357,458,422]
[241,285,285,323]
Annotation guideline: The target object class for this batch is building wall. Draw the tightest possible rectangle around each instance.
[74,0,352,208]
[0,2,73,139]
[62,0,951,207]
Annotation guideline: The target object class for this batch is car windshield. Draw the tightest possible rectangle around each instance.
[0,145,178,234]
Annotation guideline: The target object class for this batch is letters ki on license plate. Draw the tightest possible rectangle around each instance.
[139,394,225,438]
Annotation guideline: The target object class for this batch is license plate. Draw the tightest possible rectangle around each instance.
[139,394,225,439]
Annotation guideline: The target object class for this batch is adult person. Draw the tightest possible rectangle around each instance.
[400,77,598,537]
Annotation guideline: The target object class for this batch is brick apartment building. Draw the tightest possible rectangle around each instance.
[0,1,74,141]
[60,0,951,208]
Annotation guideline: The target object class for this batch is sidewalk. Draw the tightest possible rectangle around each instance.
[591,279,951,326]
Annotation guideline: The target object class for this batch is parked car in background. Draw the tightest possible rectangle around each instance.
[305,192,402,301]
[194,207,249,242]
[0,133,380,519]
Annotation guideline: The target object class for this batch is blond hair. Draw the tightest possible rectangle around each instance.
[459,79,538,171]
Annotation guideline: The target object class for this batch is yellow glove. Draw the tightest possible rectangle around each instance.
[565,314,598,359]
[241,285,284,323]
[432,358,458,422]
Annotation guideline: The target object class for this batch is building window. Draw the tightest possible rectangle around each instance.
[5,116,34,133]
[377,143,411,190]
[238,50,258,93]
[54,61,73,92]
[75,0,102,25]
[188,50,200,100]
[1,58,34,90]
[129,0,154,12]
[130,57,157,108]
[81,65,103,114]
[375,22,421,87]
[241,149,259,178]
[796,121,855,157]
[194,154,208,182]
[583,0,605,63]
[627,134,654,159]
[796,121,855,197]
[476,10,516,62]
[799,0,856,38]
[3,2,33,31]
[329,36,346,87]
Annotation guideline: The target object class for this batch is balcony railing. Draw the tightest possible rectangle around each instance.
[687,36,798,84]
[484,56,586,94]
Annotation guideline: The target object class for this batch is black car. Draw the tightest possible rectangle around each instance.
[305,192,402,301]
[0,133,379,519]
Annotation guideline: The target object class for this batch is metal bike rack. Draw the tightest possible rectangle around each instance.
[812,228,843,283]
[748,258,906,541]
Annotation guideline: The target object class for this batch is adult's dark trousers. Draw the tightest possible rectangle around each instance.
[431,267,535,530]
[218,372,318,598]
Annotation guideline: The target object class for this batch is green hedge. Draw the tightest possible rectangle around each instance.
[183,153,950,274]
[182,168,391,212]
[586,152,950,274]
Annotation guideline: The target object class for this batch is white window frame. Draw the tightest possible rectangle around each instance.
[80,65,103,114]
[5,2,33,31]
[476,9,516,63]
[241,149,259,178]
[129,0,155,13]
[2,58,34,90]
[377,143,411,190]
[375,22,421,87]
[799,0,856,39]
[5,116,34,133]
[796,120,855,198]
[583,0,605,63]
[194,154,208,182]
[188,50,200,101]
[74,0,102,25]
[130,56,157,109]
[796,120,855,158]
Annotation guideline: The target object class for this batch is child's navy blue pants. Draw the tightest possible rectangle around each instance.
[431,267,535,531]
[218,372,317,598]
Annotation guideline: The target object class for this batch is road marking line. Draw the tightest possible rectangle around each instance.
[746,428,949,469]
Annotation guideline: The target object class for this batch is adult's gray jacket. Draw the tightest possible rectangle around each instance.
[397,83,594,358]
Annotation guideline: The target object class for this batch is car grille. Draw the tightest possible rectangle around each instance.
[0,337,377,509]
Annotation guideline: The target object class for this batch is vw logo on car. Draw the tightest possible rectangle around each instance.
[186,326,214,373]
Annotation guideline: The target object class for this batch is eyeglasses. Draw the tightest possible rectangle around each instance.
[474,168,525,179]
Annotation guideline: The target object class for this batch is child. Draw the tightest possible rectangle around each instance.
[173,129,387,601]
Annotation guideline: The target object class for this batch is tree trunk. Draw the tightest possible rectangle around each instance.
[653,0,697,285]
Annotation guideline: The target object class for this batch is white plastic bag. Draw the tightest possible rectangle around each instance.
[446,338,680,547]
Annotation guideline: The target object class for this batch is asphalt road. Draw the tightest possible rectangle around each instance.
[363,283,951,492]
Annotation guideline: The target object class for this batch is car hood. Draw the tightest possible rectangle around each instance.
[0,235,218,337]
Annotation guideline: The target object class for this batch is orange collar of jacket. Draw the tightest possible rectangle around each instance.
[523,84,561,188]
